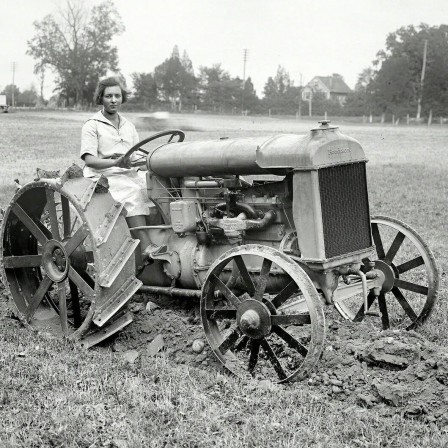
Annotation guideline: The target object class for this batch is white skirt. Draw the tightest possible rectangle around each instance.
[101,170,152,217]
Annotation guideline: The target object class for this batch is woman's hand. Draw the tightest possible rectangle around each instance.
[83,153,132,170]
[114,155,132,169]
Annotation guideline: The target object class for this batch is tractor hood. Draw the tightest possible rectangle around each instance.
[147,122,367,177]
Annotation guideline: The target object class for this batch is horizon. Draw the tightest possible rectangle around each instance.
[1,0,447,98]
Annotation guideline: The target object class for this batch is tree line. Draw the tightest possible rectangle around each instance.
[345,24,448,122]
[3,0,447,120]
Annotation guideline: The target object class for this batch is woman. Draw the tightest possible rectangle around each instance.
[80,76,154,259]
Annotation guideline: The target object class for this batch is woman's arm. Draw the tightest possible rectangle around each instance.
[83,154,131,169]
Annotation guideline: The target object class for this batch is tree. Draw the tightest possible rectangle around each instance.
[371,24,448,119]
[27,0,124,106]
[17,86,39,107]
[371,55,415,117]
[242,77,261,113]
[198,64,242,113]
[344,68,376,116]
[1,85,20,105]
[262,66,299,114]
[131,72,158,108]
[154,46,198,111]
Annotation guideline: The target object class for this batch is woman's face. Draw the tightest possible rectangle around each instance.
[102,85,123,114]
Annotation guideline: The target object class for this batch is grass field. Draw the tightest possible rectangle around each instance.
[0,111,447,447]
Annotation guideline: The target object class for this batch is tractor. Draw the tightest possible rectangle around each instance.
[0,121,439,383]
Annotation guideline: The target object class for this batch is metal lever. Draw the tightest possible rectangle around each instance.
[355,269,380,317]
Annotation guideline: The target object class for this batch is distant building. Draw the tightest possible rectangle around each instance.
[302,74,352,105]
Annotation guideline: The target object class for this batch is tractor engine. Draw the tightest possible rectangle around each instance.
[139,120,374,302]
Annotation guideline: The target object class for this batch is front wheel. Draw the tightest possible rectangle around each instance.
[334,215,439,330]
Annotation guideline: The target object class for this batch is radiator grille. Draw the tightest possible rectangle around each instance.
[318,163,372,258]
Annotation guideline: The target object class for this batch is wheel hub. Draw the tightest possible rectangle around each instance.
[236,299,272,339]
[42,239,69,282]
[374,260,396,293]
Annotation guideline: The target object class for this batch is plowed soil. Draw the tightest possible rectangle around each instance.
[99,290,448,428]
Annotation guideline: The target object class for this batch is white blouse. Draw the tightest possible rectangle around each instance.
[80,110,139,178]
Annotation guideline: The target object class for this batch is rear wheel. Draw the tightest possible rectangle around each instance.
[1,175,141,345]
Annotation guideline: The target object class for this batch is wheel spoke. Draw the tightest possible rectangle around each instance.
[271,281,299,308]
[63,225,88,256]
[235,336,249,351]
[371,223,385,259]
[210,274,241,308]
[353,291,377,321]
[396,256,424,274]
[69,279,82,328]
[68,267,94,298]
[272,325,308,357]
[248,339,261,373]
[233,255,256,296]
[45,189,61,241]
[58,281,69,336]
[394,279,428,296]
[3,255,42,269]
[253,258,272,301]
[218,325,243,354]
[384,231,405,263]
[377,293,390,329]
[260,339,287,380]
[60,195,71,239]
[11,203,48,245]
[26,275,53,321]
[271,314,311,326]
[391,287,418,321]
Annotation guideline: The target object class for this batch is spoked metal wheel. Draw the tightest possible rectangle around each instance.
[334,215,439,330]
[201,245,326,383]
[1,176,141,346]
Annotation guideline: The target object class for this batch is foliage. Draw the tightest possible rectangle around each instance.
[370,24,448,117]
[344,68,376,116]
[154,46,198,111]
[262,66,301,115]
[17,86,39,107]
[130,72,158,109]
[1,84,20,106]
[198,64,241,113]
[27,0,124,106]
[242,77,261,114]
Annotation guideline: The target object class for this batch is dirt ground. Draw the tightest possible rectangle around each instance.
[3,284,442,428]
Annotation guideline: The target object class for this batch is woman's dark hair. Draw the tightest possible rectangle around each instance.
[94,77,128,105]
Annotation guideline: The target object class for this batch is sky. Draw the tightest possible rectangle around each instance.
[1,0,448,99]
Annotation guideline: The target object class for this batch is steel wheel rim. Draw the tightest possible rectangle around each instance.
[201,244,326,383]
[334,215,439,330]
[1,183,96,338]
[1,177,140,345]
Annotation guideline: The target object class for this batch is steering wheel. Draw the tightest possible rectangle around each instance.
[124,129,185,166]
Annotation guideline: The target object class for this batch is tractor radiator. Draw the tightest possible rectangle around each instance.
[318,163,372,258]
[292,162,373,265]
